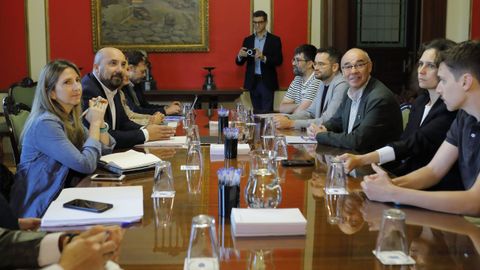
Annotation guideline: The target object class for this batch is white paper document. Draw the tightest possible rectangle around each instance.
[136,136,187,147]
[210,144,251,156]
[285,136,317,144]
[99,149,160,173]
[230,208,307,237]
[41,186,144,228]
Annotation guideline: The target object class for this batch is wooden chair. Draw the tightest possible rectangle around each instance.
[2,78,36,164]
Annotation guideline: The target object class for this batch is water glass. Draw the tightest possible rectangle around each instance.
[186,141,203,194]
[375,209,410,263]
[325,158,347,195]
[274,136,288,160]
[262,117,275,150]
[152,161,175,198]
[186,125,200,148]
[186,215,219,270]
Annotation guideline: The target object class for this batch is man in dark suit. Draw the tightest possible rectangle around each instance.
[123,51,181,116]
[236,10,283,113]
[82,47,175,149]
[308,48,403,153]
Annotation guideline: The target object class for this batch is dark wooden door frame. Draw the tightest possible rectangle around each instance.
[321,0,447,48]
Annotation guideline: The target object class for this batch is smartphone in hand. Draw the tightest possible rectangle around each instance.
[63,199,113,213]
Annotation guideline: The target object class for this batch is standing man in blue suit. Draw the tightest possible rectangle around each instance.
[236,10,283,113]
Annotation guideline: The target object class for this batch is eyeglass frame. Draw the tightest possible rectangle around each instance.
[252,20,266,25]
[292,57,309,64]
[341,61,370,71]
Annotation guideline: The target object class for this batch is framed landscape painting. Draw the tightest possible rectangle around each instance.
[91,0,209,52]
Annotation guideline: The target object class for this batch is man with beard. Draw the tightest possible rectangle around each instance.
[82,47,175,149]
[307,48,403,153]
[123,51,181,115]
[273,47,348,129]
[278,44,320,114]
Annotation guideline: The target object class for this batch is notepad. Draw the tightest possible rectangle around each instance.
[136,136,187,148]
[99,150,161,174]
[41,186,144,228]
[230,208,307,237]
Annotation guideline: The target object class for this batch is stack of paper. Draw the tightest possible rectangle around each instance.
[99,150,161,174]
[136,136,187,148]
[230,208,307,237]
[41,186,144,228]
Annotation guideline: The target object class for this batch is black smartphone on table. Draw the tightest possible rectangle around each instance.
[281,159,315,167]
[63,199,113,213]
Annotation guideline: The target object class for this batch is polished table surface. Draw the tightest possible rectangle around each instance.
[82,110,480,269]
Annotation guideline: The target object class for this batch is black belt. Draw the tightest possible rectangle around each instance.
[254,74,262,80]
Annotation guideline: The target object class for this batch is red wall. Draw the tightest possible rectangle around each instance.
[0,1,28,90]
[47,1,310,90]
[472,0,480,39]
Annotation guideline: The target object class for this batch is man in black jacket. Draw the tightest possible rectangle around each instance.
[82,47,175,149]
[123,51,181,115]
[236,10,283,113]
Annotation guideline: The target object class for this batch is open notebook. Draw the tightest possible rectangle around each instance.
[99,150,161,174]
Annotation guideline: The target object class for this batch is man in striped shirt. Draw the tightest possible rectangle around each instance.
[279,44,320,114]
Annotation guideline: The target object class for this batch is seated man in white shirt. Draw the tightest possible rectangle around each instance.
[278,44,320,114]
[274,47,348,129]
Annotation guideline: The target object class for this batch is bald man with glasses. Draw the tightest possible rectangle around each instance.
[307,48,403,153]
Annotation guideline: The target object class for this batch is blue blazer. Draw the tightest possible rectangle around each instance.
[10,112,115,217]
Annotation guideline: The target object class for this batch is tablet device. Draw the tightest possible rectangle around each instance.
[63,199,113,213]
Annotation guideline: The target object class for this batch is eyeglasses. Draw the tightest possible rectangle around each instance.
[341,61,369,71]
[252,20,266,25]
[292,58,308,64]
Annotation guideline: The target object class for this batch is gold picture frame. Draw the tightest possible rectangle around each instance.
[91,0,209,52]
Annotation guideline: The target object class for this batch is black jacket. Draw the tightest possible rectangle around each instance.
[235,32,283,91]
[81,73,145,149]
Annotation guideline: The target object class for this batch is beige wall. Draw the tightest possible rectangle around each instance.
[446,0,471,42]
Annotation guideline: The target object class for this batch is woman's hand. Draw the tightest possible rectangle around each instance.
[148,112,164,125]
[85,97,108,127]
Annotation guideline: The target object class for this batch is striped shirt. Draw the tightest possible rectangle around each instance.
[284,73,320,105]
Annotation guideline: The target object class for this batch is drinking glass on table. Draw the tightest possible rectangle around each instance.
[186,215,219,270]
[262,117,275,151]
[152,161,175,198]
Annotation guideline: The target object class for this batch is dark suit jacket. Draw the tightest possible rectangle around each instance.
[390,92,458,172]
[317,77,403,153]
[123,83,167,115]
[235,32,283,91]
[0,193,18,230]
[81,73,145,149]
[0,227,46,269]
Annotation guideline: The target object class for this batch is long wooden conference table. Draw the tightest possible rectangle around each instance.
[81,110,480,269]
